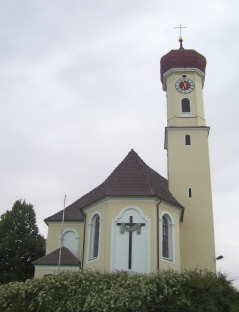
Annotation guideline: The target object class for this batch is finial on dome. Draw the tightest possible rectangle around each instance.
[174,24,186,49]
[179,37,184,49]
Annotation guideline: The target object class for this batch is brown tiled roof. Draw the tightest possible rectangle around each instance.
[160,45,206,83]
[45,149,183,223]
[32,246,80,266]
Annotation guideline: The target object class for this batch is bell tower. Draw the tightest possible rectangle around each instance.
[161,38,216,271]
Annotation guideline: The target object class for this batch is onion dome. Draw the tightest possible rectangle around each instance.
[160,38,207,85]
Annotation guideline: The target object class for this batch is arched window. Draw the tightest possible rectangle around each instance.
[162,216,169,258]
[88,214,101,261]
[181,98,191,117]
[93,215,100,258]
[162,214,174,261]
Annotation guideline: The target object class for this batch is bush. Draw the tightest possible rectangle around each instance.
[0,269,238,312]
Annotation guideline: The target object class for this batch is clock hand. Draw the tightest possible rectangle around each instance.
[182,81,187,89]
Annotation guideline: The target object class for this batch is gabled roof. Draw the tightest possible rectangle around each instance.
[32,246,80,266]
[45,149,183,223]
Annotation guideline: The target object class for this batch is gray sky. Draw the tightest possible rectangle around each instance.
[1,0,239,286]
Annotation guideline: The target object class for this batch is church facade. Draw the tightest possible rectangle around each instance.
[33,39,216,277]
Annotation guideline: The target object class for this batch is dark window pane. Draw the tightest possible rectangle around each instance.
[93,216,100,258]
[182,98,190,112]
[185,135,191,145]
[162,216,169,258]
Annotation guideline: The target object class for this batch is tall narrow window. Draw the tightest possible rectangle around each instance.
[89,213,101,261]
[181,98,191,117]
[93,215,100,258]
[162,214,174,261]
[185,134,191,145]
[188,188,192,198]
[162,216,169,258]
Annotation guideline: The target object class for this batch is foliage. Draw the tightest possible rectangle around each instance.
[0,200,45,284]
[0,269,239,312]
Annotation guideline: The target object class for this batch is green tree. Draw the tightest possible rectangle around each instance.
[0,200,45,284]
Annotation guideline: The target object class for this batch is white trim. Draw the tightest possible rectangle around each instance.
[160,201,181,214]
[58,228,80,258]
[87,211,102,263]
[166,126,210,132]
[162,68,205,90]
[34,265,79,271]
[83,200,107,212]
[113,205,149,221]
[110,206,150,273]
[160,211,175,264]
[83,196,183,213]
[181,112,192,118]
[163,68,205,78]
[58,228,80,245]
[83,197,162,212]
[181,98,191,118]
[47,221,83,226]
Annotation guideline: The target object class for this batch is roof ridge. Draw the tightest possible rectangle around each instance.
[133,152,156,195]
[44,149,184,223]
[105,150,132,195]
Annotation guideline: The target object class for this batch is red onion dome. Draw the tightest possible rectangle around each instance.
[160,38,206,84]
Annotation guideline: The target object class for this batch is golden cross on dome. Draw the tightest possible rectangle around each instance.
[174,23,186,38]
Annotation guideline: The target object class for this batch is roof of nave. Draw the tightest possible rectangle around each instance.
[32,246,80,266]
[45,149,183,223]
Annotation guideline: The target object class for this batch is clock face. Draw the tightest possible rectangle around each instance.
[175,78,195,94]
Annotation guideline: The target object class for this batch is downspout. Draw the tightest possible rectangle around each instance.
[81,210,87,270]
[156,198,162,270]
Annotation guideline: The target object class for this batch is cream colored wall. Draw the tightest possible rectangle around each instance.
[164,68,216,272]
[34,266,79,279]
[165,71,206,127]
[83,198,181,272]
[167,128,216,272]
[46,222,84,260]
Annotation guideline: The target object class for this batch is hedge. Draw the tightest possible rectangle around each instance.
[0,269,238,311]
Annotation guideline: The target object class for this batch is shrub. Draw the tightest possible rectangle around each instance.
[0,269,238,312]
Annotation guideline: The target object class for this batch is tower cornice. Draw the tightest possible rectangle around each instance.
[162,68,205,91]
[164,126,210,150]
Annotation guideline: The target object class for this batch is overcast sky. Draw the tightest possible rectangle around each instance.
[1,0,239,286]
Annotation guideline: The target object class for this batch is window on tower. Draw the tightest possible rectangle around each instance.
[181,98,191,117]
[185,135,191,145]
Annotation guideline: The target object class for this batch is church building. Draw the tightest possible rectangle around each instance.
[33,38,216,277]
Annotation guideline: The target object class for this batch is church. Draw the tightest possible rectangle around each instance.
[33,38,216,277]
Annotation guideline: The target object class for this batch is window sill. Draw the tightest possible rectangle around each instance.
[87,257,99,264]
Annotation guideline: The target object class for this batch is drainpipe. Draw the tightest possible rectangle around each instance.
[156,198,162,270]
[81,210,87,270]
